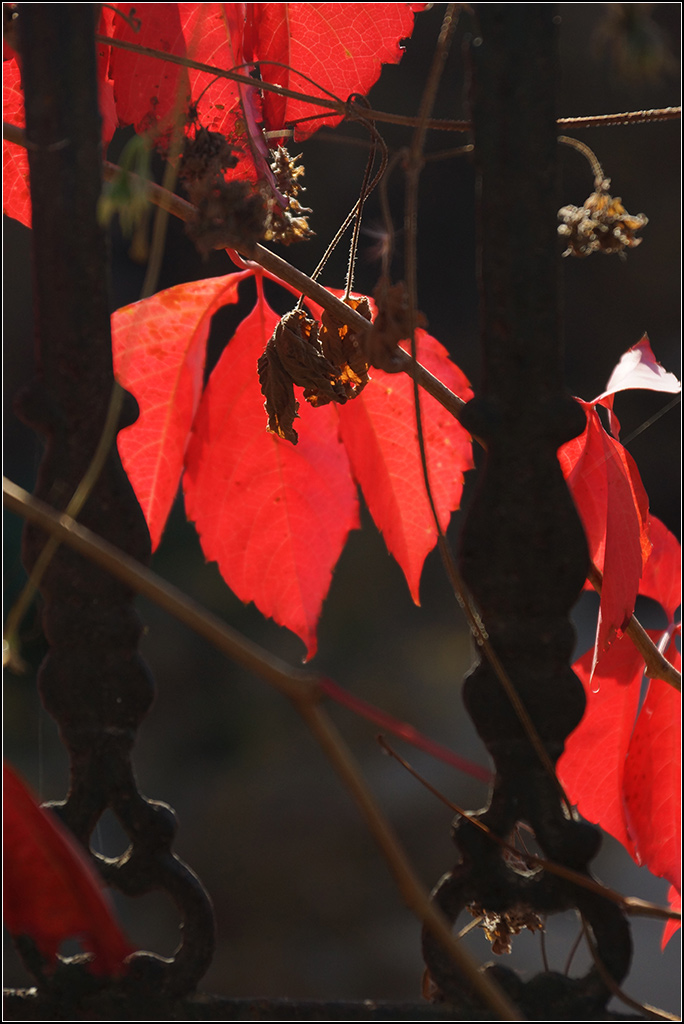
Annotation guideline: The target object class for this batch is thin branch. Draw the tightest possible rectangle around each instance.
[297,704,525,1020]
[3,476,522,1021]
[3,477,491,781]
[379,737,680,925]
[581,916,680,1021]
[90,36,682,132]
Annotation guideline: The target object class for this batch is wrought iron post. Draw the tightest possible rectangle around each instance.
[12,4,214,999]
[422,6,633,1016]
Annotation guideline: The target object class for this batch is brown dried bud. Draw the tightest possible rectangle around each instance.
[558,179,648,257]
[186,179,268,257]
[468,901,544,957]
[368,278,426,372]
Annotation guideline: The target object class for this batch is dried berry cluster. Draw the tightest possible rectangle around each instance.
[558,179,648,257]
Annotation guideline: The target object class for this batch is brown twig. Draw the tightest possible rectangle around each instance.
[379,737,681,925]
[581,916,680,1021]
[587,563,681,692]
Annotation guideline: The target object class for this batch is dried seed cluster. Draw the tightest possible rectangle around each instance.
[558,179,648,257]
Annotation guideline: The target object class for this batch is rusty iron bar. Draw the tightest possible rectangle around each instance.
[421,6,633,1017]
[11,4,214,999]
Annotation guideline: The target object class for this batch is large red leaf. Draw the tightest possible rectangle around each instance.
[336,334,474,604]
[251,3,426,140]
[558,337,680,674]
[183,283,359,659]
[3,763,132,974]
[559,403,651,669]
[112,270,252,548]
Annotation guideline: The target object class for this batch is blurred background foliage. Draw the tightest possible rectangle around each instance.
[4,3,680,1012]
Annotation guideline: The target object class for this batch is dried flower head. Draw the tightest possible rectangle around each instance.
[264,147,314,245]
[468,901,545,957]
[558,178,648,258]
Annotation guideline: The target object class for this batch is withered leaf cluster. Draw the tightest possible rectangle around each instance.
[467,901,545,957]
[558,179,648,257]
[258,299,371,444]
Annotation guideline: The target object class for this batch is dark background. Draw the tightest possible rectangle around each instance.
[4,3,681,1014]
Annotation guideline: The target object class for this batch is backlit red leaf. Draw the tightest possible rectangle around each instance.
[623,633,681,891]
[183,284,359,659]
[559,629,681,948]
[557,638,643,858]
[559,402,651,670]
[3,763,132,974]
[251,3,425,140]
[113,271,252,548]
[336,333,474,604]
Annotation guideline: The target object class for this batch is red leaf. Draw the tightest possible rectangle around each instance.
[639,515,681,624]
[559,403,650,669]
[111,5,247,139]
[337,333,474,604]
[183,283,359,659]
[559,630,682,936]
[112,270,252,548]
[557,638,644,858]
[3,763,132,975]
[2,58,30,228]
[251,3,425,140]
[623,634,681,891]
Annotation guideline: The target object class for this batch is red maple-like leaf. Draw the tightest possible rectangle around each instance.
[183,281,359,659]
[3,762,132,974]
[113,269,473,655]
[560,516,681,948]
[305,289,474,604]
[112,270,252,549]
